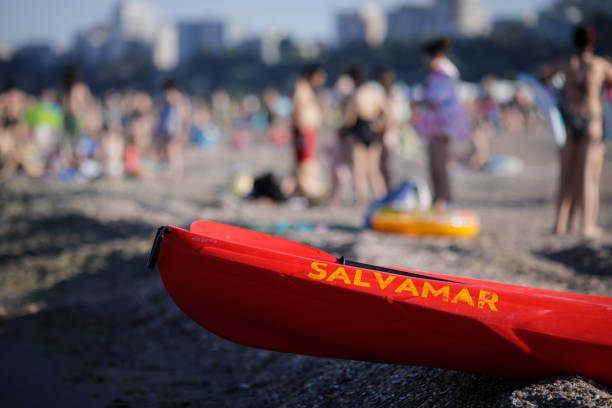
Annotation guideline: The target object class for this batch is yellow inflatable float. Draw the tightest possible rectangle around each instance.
[370,207,480,238]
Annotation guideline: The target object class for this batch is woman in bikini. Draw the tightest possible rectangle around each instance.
[541,25,612,237]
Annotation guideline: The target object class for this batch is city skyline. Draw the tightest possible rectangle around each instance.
[1,0,553,49]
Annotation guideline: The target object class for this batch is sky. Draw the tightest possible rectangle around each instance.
[0,0,554,48]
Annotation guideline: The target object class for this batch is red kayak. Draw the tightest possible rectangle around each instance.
[149,221,612,385]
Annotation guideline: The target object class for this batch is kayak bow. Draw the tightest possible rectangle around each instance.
[150,221,612,385]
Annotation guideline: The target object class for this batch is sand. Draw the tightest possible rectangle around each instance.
[1,129,611,407]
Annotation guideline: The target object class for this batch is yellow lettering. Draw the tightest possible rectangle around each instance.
[478,290,499,311]
[373,272,396,290]
[309,262,328,280]
[450,288,475,307]
[395,278,419,296]
[353,270,371,287]
[421,282,450,301]
[327,267,351,285]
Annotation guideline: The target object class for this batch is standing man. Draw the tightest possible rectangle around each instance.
[291,64,327,200]
[541,25,612,237]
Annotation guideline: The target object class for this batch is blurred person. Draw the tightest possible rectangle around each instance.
[470,75,500,169]
[541,25,612,237]
[604,73,612,142]
[500,100,521,133]
[103,90,124,132]
[128,91,154,152]
[245,93,265,144]
[77,99,104,162]
[290,63,327,200]
[0,80,27,131]
[24,89,64,175]
[262,87,279,126]
[123,91,155,177]
[416,38,470,209]
[378,67,408,189]
[99,91,126,178]
[0,80,25,180]
[25,89,63,152]
[102,123,124,178]
[0,80,28,179]
[515,85,537,132]
[189,99,220,148]
[124,131,140,177]
[155,79,189,179]
[231,100,253,149]
[212,89,232,127]
[262,87,291,146]
[62,66,94,168]
[341,64,387,206]
[479,76,502,130]
[329,74,356,206]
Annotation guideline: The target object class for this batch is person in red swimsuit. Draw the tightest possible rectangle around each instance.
[290,64,327,200]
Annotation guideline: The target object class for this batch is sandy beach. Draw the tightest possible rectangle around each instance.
[1,129,611,407]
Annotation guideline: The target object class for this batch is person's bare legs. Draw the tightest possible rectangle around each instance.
[469,126,490,169]
[584,143,605,236]
[380,143,391,190]
[568,137,585,234]
[439,138,450,206]
[155,137,169,165]
[555,136,579,234]
[329,164,351,206]
[566,145,580,233]
[582,121,604,237]
[366,142,387,201]
[593,143,605,213]
[295,158,324,200]
[0,129,18,180]
[329,138,352,206]
[352,143,369,206]
[428,137,450,208]
[168,138,184,179]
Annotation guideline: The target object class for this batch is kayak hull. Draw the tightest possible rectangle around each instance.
[154,221,612,384]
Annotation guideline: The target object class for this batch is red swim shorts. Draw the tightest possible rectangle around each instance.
[293,127,318,162]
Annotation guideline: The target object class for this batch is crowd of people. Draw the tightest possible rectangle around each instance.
[1,25,609,236]
[285,26,610,237]
[0,57,540,186]
[0,68,293,182]
[286,38,543,210]
[0,69,177,181]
